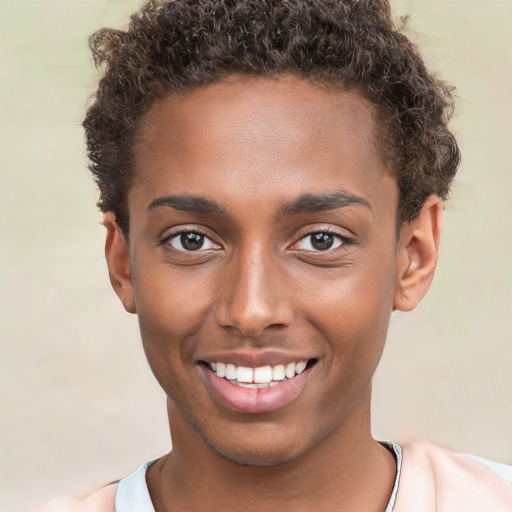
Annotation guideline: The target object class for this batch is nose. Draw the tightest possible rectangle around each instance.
[215,248,293,337]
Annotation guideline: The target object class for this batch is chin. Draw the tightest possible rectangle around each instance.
[199,425,313,467]
[211,442,304,467]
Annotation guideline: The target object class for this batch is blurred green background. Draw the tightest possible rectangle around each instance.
[1,0,511,510]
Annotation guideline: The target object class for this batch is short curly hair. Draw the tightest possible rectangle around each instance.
[84,0,460,235]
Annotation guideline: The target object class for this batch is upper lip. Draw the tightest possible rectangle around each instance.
[197,350,317,367]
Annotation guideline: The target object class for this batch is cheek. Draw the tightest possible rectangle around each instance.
[298,249,396,369]
[131,263,215,403]
[131,257,217,357]
[302,254,395,324]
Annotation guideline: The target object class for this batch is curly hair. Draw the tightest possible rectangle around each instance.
[83,0,460,236]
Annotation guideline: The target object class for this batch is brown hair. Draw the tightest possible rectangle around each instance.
[84,0,460,235]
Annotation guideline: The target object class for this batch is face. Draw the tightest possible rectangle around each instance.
[116,76,403,465]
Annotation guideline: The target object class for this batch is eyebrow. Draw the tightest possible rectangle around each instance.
[147,195,226,216]
[279,190,372,217]
[147,189,372,218]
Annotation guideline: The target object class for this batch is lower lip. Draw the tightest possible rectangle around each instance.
[202,366,311,414]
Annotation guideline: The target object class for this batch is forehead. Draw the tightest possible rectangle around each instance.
[131,75,395,218]
[136,75,380,164]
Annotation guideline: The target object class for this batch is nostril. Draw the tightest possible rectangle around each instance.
[215,305,293,338]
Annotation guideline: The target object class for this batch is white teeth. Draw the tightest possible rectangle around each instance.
[295,361,307,375]
[272,364,286,381]
[216,362,226,378]
[235,366,254,383]
[209,360,310,384]
[253,365,272,384]
[225,363,237,380]
[285,363,296,379]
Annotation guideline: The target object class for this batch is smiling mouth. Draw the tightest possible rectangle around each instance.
[203,359,317,389]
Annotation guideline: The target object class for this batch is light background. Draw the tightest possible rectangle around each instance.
[0,1,511,510]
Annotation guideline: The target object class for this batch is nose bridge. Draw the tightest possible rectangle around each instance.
[215,242,292,336]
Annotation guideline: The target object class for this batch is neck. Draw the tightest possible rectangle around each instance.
[147,385,396,512]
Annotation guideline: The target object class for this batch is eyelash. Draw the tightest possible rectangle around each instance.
[159,228,220,252]
[159,227,352,254]
[293,230,352,253]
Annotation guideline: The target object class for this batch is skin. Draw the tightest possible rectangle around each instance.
[104,75,442,511]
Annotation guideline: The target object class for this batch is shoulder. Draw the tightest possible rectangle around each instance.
[394,440,512,512]
[36,484,117,512]
[82,484,118,512]
[36,458,157,512]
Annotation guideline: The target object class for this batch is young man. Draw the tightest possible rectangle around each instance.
[43,0,512,510]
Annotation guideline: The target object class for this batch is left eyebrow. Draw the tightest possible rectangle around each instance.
[147,195,226,216]
[279,190,373,217]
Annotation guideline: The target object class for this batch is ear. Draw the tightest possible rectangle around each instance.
[103,212,136,314]
[394,196,443,312]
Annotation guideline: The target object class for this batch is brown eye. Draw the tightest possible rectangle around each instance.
[168,231,219,252]
[296,232,344,252]
[311,233,334,250]
[180,232,204,251]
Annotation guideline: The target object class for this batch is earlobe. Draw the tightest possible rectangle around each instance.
[394,196,443,312]
[103,212,137,314]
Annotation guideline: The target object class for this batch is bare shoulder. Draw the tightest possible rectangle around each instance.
[35,484,117,512]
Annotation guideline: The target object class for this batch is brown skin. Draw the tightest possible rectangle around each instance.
[104,76,442,511]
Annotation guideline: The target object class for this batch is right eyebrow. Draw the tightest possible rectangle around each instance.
[147,195,226,216]
[279,190,373,218]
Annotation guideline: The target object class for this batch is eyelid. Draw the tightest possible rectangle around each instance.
[296,233,343,251]
[294,225,352,242]
[159,226,222,251]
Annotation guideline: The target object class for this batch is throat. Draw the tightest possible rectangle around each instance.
[149,419,394,512]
